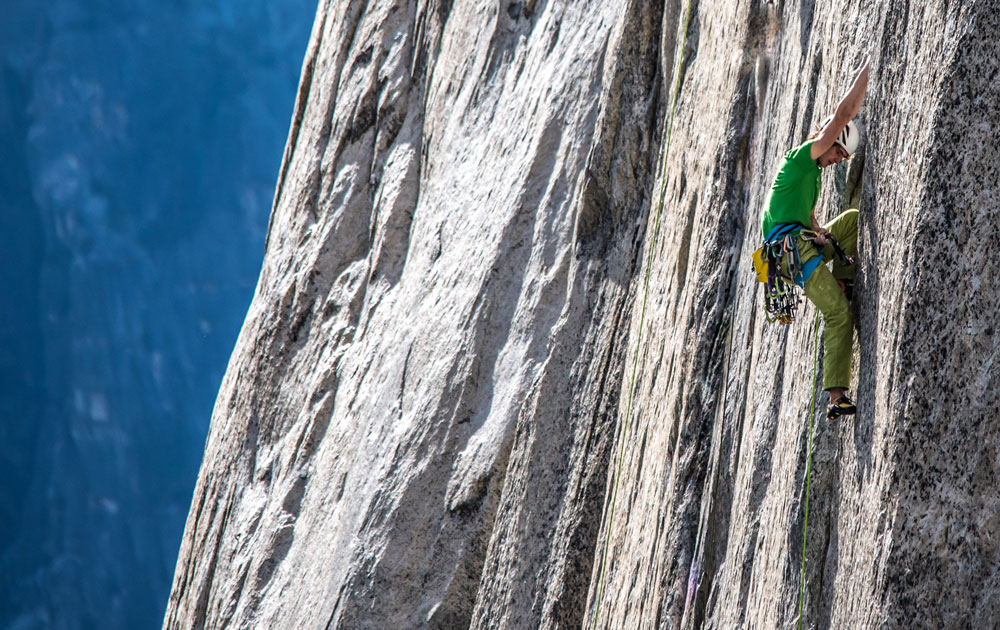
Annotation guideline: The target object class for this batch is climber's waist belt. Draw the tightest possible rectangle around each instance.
[755,223,821,288]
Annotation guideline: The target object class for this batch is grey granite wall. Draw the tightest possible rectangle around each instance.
[164,1,1000,629]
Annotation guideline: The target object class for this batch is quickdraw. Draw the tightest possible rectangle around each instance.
[825,233,855,266]
[760,223,805,324]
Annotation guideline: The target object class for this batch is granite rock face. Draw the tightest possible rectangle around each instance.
[165,1,1000,629]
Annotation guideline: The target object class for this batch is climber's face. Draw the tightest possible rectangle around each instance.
[818,144,850,168]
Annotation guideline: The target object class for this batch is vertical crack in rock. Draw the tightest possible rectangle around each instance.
[465,2,669,629]
[272,2,327,222]
[585,1,764,626]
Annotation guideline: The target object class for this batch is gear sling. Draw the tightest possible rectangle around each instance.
[753,223,821,323]
[752,223,852,324]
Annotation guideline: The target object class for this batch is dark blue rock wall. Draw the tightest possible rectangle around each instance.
[0,2,313,628]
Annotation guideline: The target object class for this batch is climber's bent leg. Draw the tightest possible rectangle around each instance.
[803,261,853,391]
[823,209,858,283]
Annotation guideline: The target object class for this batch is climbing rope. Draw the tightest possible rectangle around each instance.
[588,2,696,628]
[797,312,822,630]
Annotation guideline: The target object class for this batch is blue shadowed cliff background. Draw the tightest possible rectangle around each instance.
[0,1,314,628]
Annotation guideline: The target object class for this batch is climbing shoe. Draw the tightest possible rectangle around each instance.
[827,395,857,420]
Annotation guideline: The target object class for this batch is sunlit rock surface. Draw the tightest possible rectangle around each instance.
[165,1,1000,628]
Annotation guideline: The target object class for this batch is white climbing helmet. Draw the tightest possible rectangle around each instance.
[822,116,861,155]
[836,119,861,155]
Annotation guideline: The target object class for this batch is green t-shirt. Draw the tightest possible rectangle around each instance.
[761,140,822,238]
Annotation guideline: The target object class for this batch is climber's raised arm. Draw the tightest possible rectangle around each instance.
[810,61,870,161]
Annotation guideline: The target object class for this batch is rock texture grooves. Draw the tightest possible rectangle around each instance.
[165,1,1000,629]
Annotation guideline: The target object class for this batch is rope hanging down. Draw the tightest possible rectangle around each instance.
[588,2,696,628]
[797,313,822,630]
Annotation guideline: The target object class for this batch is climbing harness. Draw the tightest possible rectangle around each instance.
[753,223,812,324]
[752,225,853,325]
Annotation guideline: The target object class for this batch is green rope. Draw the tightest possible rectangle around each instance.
[588,2,695,629]
[798,313,822,630]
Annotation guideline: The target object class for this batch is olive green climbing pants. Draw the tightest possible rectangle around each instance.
[796,209,858,391]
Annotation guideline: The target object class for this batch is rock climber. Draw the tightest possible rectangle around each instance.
[760,60,870,420]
